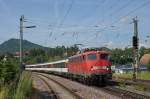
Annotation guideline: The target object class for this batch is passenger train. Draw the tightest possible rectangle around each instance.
[26,50,112,85]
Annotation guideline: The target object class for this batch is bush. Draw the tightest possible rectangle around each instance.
[0,60,19,84]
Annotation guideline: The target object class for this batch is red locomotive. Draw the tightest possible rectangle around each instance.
[26,49,112,85]
[67,50,112,85]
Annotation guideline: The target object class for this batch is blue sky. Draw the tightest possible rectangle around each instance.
[0,0,150,48]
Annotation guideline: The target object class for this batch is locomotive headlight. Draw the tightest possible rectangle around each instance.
[106,66,111,70]
[106,67,109,70]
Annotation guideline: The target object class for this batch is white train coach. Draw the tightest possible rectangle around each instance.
[25,59,68,73]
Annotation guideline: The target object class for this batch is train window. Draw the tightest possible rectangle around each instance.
[79,56,82,62]
[57,63,65,68]
[73,58,75,62]
[100,54,108,60]
[75,57,78,62]
[75,57,77,62]
[82,55,86,61]
[70,58,73,62]
[69,58,72,62]
[72,58,74,62]
[71,58,73,62]
[62,63,65,68]
[88,54,97,60]
[78,57,81,62]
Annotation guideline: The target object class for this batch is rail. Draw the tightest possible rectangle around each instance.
[36,73,83,99]
[112,76,150,86]
[102,86,150,99]
[33,72,150,99]
[37,76,60,99]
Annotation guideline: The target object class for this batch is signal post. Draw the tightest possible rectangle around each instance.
[132,16,139,81]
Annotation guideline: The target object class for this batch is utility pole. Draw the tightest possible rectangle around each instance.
[19,15,36,74]
[132,16,139,81]
[20,15,24,73]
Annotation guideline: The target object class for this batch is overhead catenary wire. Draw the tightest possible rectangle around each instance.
[82,0,150,45]
[93,0,133,29]
[58,0,74,28]
[55,0,108,44]
[113,0,150,25]
[23,1,150,47]
[86,0,122,41]
[53,0,75,42]
[102,1,150,34]
[52,0,108,44]
[109,0,135,16]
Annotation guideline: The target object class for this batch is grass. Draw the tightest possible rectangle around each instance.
[13,71,32,99]
[0,71,32,99]
[114,72,150,92]
[113,72,150,92]
[118,81,126,88]
[0,86,9,99]
[113,71,150,80]
[134,84,149,92]
[137,72,150,80]
[0,81,16,99]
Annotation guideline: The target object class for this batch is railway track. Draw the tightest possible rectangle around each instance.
[101,79,150,99]
[100,86,150,99]
[35,73,83,99]
[112,77,150,87]
[32,74,59,99]
[33,72,150,99]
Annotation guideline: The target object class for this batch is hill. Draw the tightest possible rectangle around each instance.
[0,38,46,54]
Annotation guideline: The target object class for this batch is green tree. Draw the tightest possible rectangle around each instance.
[110,48,132,65]
[24,46,79,64]
[0,57,19,84]
[139,46,146,59]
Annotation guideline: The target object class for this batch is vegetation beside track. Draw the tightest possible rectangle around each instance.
[0,56,19,99]
[0,54,32,99]
[0,45,79,99]
[0,71,32,99]
[13,71,32,99]
[113,72,150,93]
[113,72,150,80]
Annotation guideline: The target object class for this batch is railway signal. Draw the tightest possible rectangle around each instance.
[133,36,138,49]
[132,16,139,81]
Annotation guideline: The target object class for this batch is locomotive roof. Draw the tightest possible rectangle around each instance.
[26,59,68,67]
[69,50,109,59]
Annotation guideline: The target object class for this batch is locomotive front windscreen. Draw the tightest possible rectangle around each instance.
[87,54,97,60]
[100,54,108,60]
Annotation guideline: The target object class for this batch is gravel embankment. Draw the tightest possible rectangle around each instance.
[42,73,121,99]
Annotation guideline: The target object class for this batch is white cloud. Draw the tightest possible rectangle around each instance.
[120,16,131,24]
[103,41,113,48]
[139,43,147,48]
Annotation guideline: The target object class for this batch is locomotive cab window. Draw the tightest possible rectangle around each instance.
[100,54,108,60]
[87,54,97,60]
[82,55,86,61]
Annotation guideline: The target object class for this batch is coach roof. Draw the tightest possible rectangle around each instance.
[26,59,68,67]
